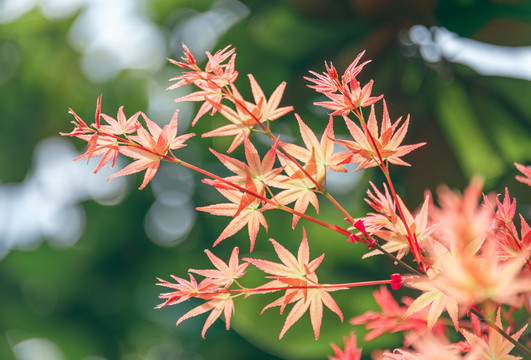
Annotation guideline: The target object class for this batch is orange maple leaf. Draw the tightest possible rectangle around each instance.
[280,114,351,185]
[108,110,195,189]
[196,181,268,251]
[244,228,343,339]
[335,100,425,171]
[209,136,283,197]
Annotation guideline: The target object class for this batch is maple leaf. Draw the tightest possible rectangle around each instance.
[64,96,128,173]
[204,45,238,85]
[156,248,246,339]
[430,239,531,310]
[493,187,517,224]
[328,332,363,360]
[486,188,531,267]
[169,44,238,91]
[156,271,237,338]
[244,228,343,339]
[361,183,435,260]
[201,77,292,153]
[406,235,531,328]
[76,106,143,173]
[156,273,221,308]
[168,45,238,126]
[189,247,248,288]
[209,136,283,197]
[461,308,528,360]
[305,61,344,94]
[188,73,291,153]
[99,105,142,135]
[314,79,383,116]
[247,74,293,123]
[200,101,256,153]
[335,100,425,171]
[108,110,195,189]
[196,181,268,251]
[280,114,351,185]
[61,95,101,138]
[305,51,381,116]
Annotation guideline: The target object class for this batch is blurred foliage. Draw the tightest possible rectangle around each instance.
[1,0,530,359]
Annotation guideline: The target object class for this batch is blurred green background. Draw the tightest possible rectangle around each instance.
[1,0,530,359]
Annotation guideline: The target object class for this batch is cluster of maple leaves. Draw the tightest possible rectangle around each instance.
[63,44,531,359]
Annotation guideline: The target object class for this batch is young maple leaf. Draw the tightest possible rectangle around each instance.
[196,181,268,251]
[201,96,259,153]
[361,183,435,261]
[247,74,294,123]
[99,105,142,135]
[486,188,531,265]
[280,114,351,185]
[189,247,248,288]
[244,228,343,339]
[64,97,139,173]
[156,270,237,338]
[77,106,143,173]
[200,85,283,154]
[313,79,382,116]
[209,136,283,197]
[199,74,292,153]
[204,45,238,86]
[461,308,528,360]
[156,273,221,308]
[108,110,195,189]
[169,45,238,126]
[335,100,425,171]
[306,51,382,116]
[328,332,363,360]
[169,44,237,90]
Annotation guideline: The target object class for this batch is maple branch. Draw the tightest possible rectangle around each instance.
[169,156,352,237]
[200,278,400,296]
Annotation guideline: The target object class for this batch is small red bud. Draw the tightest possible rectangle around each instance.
[390,273,403,290]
